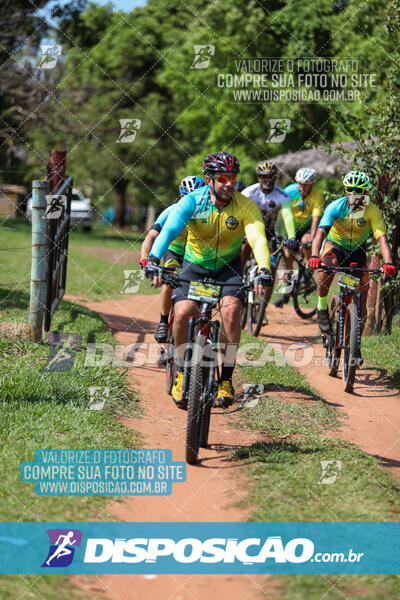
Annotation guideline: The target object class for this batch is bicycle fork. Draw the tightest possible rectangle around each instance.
[205,320,220,404]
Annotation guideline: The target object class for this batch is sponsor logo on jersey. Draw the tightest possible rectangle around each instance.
[225,216,239,230]
[356,217,366,226]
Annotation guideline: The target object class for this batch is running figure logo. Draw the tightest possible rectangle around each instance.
[37,45,62,69]
[116,119,141,143]
[44,195,66,220]
[318,460,342,485]
[190,45,215,69]
[266,119,291,143]
[42,529,82,567]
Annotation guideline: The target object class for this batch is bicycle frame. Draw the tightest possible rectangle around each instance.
[336,285,362,351]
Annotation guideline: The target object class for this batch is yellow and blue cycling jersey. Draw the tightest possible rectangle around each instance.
[152,204,187,255]
[284,183,324,230]
[319,196,386,251]
[150,185,270,271]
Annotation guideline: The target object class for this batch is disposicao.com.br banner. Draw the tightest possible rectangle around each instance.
[0,522,398,574]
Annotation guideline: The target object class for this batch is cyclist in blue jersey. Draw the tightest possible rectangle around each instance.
[140,176,206,342]
[308,170,396,336]
[146,152,273,408]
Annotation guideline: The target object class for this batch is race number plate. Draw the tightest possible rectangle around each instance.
[338,273,360,289]
[188,281,221,304]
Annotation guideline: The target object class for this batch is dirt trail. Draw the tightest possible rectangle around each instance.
[71,293,280,600]
[261,304,400,477]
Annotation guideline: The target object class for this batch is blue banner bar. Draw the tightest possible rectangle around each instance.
[0,523,398,574]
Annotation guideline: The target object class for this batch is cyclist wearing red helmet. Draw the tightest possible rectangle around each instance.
[147,152,272,408]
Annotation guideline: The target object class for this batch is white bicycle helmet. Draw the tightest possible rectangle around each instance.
[295,167,317,184]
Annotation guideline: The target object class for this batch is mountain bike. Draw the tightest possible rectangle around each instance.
[158,268,254,464]
[320,264,382,393]
[242,235,317,336]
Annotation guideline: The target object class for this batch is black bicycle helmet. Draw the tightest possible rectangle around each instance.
[202,151,240,175]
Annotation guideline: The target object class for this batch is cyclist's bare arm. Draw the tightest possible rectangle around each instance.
[311,227,327,257]
[377,234,393,263]
[310,215,321,240]
[140,229,159,261]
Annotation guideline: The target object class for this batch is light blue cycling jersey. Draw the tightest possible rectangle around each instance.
[149,185,270,271]
[152,204,186,255]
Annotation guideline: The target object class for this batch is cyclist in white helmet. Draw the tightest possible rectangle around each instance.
[273,167,324,308]
[140,176,206,342]
[284,167,324,263]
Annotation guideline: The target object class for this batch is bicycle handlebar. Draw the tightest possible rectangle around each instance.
[159,267,254,289]
[319,265,383,276]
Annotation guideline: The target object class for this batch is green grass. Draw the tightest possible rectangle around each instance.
[362,314,400,387]
[0,218,155,300]
[234,334,400,599]
[0,285,141,598]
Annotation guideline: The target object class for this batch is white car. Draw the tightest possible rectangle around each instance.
[26,188,94,231]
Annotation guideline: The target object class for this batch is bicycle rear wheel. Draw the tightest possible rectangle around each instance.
[186,334,206,464]
[327,295,341,377]
[343,302,358,393]
[293,267,317,319]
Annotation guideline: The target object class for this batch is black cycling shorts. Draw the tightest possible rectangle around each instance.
[172,257,244,305]
[162,248,183,269]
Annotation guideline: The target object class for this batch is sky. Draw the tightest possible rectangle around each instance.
[37,0,147,21]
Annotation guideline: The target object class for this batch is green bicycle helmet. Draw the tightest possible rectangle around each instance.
[343,170,371,190]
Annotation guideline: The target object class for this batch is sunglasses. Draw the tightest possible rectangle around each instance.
[214,175,237,184]
[345,186,366,194]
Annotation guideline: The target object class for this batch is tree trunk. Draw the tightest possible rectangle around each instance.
[364,255,380,336]
[113,178,128,228]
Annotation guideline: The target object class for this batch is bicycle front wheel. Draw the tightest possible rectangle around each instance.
[293,268,317,319]
[186,334,206,464]
[327,295,341,377]
[343,302,358,393]
[252,288,269,337]
[165,323,175,395]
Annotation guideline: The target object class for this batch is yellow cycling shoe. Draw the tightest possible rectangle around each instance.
[217,380,234,408]
[171,371,186,409]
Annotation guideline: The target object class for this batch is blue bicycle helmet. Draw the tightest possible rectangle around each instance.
[179,175,206,195]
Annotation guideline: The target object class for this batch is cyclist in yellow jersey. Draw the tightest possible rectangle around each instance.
[284,167,324,265]
[308,170,396,339]
[146,152,272,408]
[140,176,206,342]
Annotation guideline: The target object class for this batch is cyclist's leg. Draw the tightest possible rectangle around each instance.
[348,247,369,334]
[317,241,339,332]
[155,251,183,342]
[215,258,244,406]
[301,231,312,261]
